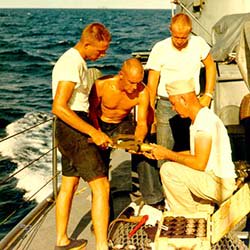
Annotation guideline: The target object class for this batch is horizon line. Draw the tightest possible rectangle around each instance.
[0,7,172,10]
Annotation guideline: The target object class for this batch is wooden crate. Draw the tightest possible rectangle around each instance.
[155,183,250,250]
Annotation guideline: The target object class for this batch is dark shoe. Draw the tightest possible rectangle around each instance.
[54,238,87,250]
[149,199,165,211]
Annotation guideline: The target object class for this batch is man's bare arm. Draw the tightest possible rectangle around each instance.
[147,69,160,133]
[145,131,212,171]
[52,81,112,146]
[134,87,150,142]
[199,53,216,107]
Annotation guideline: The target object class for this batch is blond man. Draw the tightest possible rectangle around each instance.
[52,23,112,250]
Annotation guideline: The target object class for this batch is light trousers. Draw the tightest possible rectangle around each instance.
[160,161,236,214]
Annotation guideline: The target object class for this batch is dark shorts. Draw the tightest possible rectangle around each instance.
[98,115,136,168]
[99,115,135,138]
[55,111,107,182]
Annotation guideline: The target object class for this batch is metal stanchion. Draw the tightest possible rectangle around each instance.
[52,116,58,200]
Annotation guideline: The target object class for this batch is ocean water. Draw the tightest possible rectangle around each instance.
[0,8,171,239]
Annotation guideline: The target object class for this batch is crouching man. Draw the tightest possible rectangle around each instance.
[144,78,237,214]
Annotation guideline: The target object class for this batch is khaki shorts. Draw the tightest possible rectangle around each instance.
[55,112,107,182]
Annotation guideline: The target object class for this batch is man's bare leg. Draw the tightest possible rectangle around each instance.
[55,175,79,246]
[89,176,110,250]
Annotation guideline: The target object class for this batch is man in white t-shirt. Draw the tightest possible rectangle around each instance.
[146,13,216,159]
[144,78,236,214]
[52,23,112,250]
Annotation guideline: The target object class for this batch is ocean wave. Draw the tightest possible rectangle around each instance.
[35,40,74,50]
[0,173,36,240]
[92,63,120,73]
[0,111,57,202]
[0,108,26,126]
[0,39,12,48]
[0,111,55,238]
[0,118,9,129]
[0,63,12,72]
[16,63,53,75]
[1,22,24,28]
[0,12,10,17]
[0,49,50,63]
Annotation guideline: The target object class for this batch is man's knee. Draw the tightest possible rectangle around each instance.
[160,162,175,178]
[60,176,80,193]
[89,177,110,196]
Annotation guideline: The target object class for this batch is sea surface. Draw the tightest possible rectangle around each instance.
[0,8,171,239]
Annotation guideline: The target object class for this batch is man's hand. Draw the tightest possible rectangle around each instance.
[150,122,157,134]
[199,94,212,107]
[143,143,170,160]
[90,129,113,148]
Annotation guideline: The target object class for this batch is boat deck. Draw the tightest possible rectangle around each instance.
[1,149,250,250]
[16,180,95,250]
[9,149,132,250]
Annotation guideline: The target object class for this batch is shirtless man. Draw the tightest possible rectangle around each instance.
[90,58,148,142]
[89,58,165,212]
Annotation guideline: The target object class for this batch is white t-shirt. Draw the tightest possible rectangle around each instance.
[52,48,90,112]
[190,107,236,179]
[145,35,210,97]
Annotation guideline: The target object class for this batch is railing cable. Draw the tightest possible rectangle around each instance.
[0,115,60,233]
[0,118,53,144]
[0,146,56,186]
[0,170,60,226]
[26,170,60,203]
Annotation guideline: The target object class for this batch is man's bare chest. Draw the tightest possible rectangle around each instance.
[102,92,138,111]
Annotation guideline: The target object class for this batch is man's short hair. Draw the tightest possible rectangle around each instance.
[170,13,192,32]
[81,22,111,43]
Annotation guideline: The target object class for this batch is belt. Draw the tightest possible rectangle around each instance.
[157,95,169,101]
[157,94,200,101]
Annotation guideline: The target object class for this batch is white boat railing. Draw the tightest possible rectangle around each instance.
[0,116,60,249]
